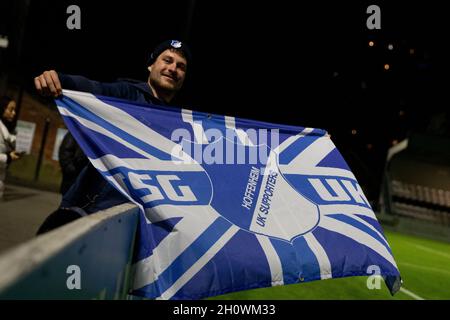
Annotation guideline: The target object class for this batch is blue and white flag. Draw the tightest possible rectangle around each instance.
[56,90,401,299]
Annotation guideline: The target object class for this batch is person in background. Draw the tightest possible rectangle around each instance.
[0,96,22,200]
[58,131,89,195]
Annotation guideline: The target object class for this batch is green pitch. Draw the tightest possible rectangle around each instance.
[209,230,450,300]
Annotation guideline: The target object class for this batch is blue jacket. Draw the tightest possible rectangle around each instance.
[59,73,166,214]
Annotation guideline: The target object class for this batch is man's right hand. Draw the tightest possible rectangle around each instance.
[34,70,63,97]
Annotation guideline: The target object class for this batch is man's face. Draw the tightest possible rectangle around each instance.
[148,49,187,93]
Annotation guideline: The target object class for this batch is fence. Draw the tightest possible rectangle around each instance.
[0,203,139,299]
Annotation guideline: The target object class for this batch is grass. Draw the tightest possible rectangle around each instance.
[209,230,450,300]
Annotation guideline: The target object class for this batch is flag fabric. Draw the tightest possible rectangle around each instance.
[55,89,401,300]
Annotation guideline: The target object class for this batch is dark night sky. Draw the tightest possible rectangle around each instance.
[2,0,450,201]
[9,1,447,121]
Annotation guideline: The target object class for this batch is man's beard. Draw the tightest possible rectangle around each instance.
[156,75,181,92]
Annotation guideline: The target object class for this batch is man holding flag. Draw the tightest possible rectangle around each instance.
[34,40,192,233]
[32,39,401,299]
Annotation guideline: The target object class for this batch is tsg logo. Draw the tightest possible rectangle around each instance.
[115,169,212,207]
[129,173,197,202]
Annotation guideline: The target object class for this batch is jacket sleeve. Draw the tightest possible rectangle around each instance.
[0,153,7,169]
[58,73,130,99]
[0,129,14,169]
[58,133,80,176]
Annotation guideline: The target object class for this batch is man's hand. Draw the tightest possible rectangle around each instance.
[34,70,63,97]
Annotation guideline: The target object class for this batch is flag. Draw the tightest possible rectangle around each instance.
[55,89,401,300]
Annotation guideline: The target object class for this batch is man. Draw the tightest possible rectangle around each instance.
[34,40,191,233]
[35,40,189,104]
[58,132,88,195]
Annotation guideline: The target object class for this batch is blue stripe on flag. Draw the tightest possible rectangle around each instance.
[62,115,146,159]
[133,218,183,262]
[172,230,273,299]
[316,147,351,171]
[278,133,321,165]
[95,96,188,142]
[134,216,232,298]
[192,112,228,141]
[269,238,301,285]
[134,211,157,262]
[355,214,386,236]
[312,226,400,278]
[58,96,173,160]
[292,236,321,281]
[310,128,326,136]
[147,218,183,251]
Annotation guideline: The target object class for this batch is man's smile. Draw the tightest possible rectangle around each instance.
[162,74,177,82]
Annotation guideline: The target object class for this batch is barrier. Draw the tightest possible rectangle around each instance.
[0,203,139,299]
[379,133,450,241]
[378,213,450,243]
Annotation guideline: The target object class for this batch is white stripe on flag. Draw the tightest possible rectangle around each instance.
[319,204,377,219]
[278,165,356,180]
[132,205,219,290]
[275,130,356,178]
[255,235,284,286]
[272,127,314,155]
[58,107,159,160]
[182,109,209,144]
[90,154,204,173]
[225,116,255,146]
[303,233,332,280]
[157,225,240,300]
[63,90,190,159]
[321,210,388,248]
[286,136,335,168]
[319,216,398,269]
